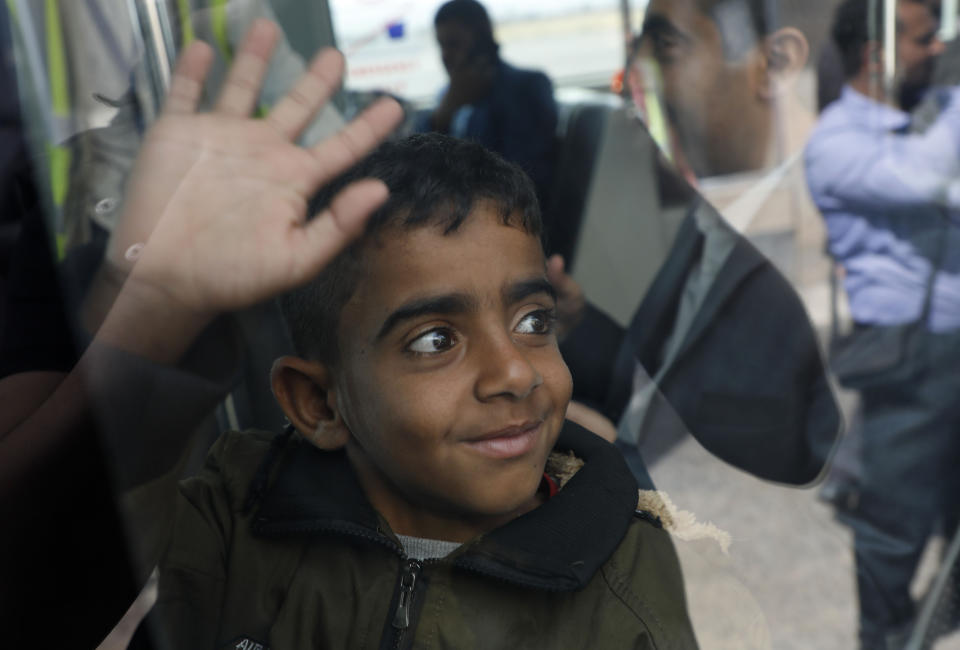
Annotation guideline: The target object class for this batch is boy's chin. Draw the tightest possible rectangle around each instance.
[461,467,550,521]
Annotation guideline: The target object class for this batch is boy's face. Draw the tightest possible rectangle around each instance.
[332,205,572,541]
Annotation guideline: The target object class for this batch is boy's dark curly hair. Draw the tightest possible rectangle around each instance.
[280,133,542,365]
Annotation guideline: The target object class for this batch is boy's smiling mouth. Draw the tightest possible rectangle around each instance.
[462,420,544,459]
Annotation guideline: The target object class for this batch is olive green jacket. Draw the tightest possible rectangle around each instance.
[155,422,698,649]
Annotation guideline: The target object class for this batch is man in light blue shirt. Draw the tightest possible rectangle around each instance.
[806,85,960,332]
[805,1,959,647]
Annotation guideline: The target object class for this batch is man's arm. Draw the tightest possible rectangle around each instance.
[805,87,960,210]
[428,57,497,134]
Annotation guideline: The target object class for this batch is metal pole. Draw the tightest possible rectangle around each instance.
[620,0,632,59]
[942,0,958,42]
[126,0,175,116]
[142,0,172,90]
[11,0,54,137]
[883,0,896,101]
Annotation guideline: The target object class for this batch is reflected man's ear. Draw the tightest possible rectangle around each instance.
[757,27,809,99]
[861,41,885,77]
[271,356,350,450]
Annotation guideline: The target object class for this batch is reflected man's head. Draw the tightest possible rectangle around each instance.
[273,134,572,539]
[636,0,824,177]
[832,0,943,109]
[434,0,499,74]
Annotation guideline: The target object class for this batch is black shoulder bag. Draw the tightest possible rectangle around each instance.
[829,216,947,390]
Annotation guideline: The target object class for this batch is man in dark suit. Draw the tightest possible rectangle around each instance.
[417,0,557,211]
[552,0,843,486]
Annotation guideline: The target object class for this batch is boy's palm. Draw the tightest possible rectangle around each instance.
[119,21,402,316]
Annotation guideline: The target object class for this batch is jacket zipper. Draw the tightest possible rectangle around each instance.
[260,520,569,642]
[259,520,439,650]
[390,558,422,649]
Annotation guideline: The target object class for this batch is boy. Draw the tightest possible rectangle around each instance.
[152,130,697,648]
[9,22,697,647]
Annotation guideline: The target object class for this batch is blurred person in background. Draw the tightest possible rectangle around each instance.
[552,0,841,484]
[629,0,836,179]
[546,2,848,643]
[416,0,557,210]
[805,0,960,647]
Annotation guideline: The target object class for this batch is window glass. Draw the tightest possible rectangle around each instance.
[4,1,960,649]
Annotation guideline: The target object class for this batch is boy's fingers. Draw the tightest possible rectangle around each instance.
[546,254,565,278]
[267,49,344,140]
[308,98,403,186]
[163,41,214,115]
[214,19,279,116]
[546,254,573,289]
[296,180,388,277]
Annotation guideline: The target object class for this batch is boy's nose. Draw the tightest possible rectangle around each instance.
[474,335,543,402]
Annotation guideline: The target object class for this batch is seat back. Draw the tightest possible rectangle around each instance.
[543,101,613,264]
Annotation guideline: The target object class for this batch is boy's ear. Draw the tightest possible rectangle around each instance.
[270,356,350,450]
[757,27,809,100]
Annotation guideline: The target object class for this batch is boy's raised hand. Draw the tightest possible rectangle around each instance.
[114,20,402,320]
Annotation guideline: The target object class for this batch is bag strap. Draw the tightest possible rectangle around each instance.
[828,254,842,343]
[915,209,950,329]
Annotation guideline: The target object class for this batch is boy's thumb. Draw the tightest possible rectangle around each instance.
[547,254,574,290]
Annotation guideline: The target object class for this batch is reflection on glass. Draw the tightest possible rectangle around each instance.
[2,0,959,648]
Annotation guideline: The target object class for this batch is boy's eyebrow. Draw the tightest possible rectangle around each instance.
[504,278,557,305]
[376,294,474,341]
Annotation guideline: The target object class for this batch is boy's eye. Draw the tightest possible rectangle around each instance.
[514,309,556,336]
[407,328,458,355]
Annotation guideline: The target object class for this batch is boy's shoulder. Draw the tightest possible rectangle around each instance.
[182,428,283,517]
[203,429,278,481]
[603,500,701,640]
